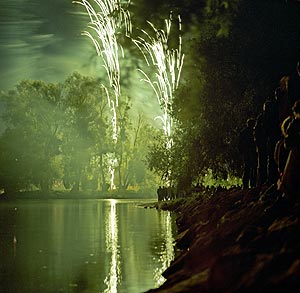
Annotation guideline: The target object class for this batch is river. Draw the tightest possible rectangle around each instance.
[0,199,177,293]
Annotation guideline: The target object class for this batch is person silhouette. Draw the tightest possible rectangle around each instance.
[278,100,300,201]
[238,118,257,189]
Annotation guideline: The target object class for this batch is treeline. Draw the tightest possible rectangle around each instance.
[142,0,300,192]
[2,0,300,196]
[0,73,158,194]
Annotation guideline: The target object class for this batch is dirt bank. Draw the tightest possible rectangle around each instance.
[147,186,300,292]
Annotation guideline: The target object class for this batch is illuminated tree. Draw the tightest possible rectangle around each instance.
[61,72,109,192]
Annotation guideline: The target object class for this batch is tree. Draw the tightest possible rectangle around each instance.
[145,0,300,190]
[61,72,108,192]
[0,81,64,192]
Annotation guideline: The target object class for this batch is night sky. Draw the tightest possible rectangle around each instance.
[0,0,162,121]
[2,1,299,119]
[0,0,101,90]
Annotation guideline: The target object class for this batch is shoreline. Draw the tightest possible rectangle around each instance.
[147,186,300,292]
[0,190,156,201]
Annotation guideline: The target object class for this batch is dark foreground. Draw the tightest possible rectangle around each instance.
[147,186,300,292]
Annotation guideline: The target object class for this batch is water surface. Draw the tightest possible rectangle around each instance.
[0,199,176,293]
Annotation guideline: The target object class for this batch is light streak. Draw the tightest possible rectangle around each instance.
[74,0,131,140]
[74,0,132,189]
[104,199,120,293]
[132,14,184,183]
[132,14,185,149]
[108,156,118,190]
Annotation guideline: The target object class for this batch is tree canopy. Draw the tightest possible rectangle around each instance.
[0,73,159,195]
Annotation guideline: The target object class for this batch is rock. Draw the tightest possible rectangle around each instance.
[147,187,300,292]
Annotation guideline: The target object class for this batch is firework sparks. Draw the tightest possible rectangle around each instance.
[74,0,131,135]
[132,14,184,147]
[74,0,131,189]
[132,14,184,184]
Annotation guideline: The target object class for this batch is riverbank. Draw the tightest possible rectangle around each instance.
[147,186,300,292]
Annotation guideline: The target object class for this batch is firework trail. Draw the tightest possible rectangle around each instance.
[132,14,184,148]
[74,0,131,189]
[74,0,131,141]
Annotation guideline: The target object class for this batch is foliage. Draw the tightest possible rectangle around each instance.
[0,73,158,194]
[60,72,108,192]
[0,81,63,192]
[143,0,300,191]
[1,0,300,195]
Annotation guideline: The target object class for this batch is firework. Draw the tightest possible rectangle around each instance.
[74,0,132,189]
[74,0,131,140]
[132,14,184,147]
[132,14,184,184]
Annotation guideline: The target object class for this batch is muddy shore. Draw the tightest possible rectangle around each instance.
[146,186,300,292]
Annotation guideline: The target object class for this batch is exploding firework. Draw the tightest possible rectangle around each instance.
[74,0,132,189]
[132,14,184,148]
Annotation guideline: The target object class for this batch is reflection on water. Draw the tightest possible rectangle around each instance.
[153,212,174,286]
[104,199,120,293]
[0,199,176,293]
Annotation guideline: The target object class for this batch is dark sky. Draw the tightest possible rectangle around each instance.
[0,0,100,90]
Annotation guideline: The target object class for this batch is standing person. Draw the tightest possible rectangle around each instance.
[288,61,300,110]
[279,100,300,201]
[254,106,268,187]
[254,99,281,187]
[238,118,257,189]
[275,85,290,127]
[157,186,162,201]
[264,97,281,185]
[274,116,293,186]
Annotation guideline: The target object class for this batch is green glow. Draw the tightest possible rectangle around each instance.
[132,14,184,185]
[132,14,184,145]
